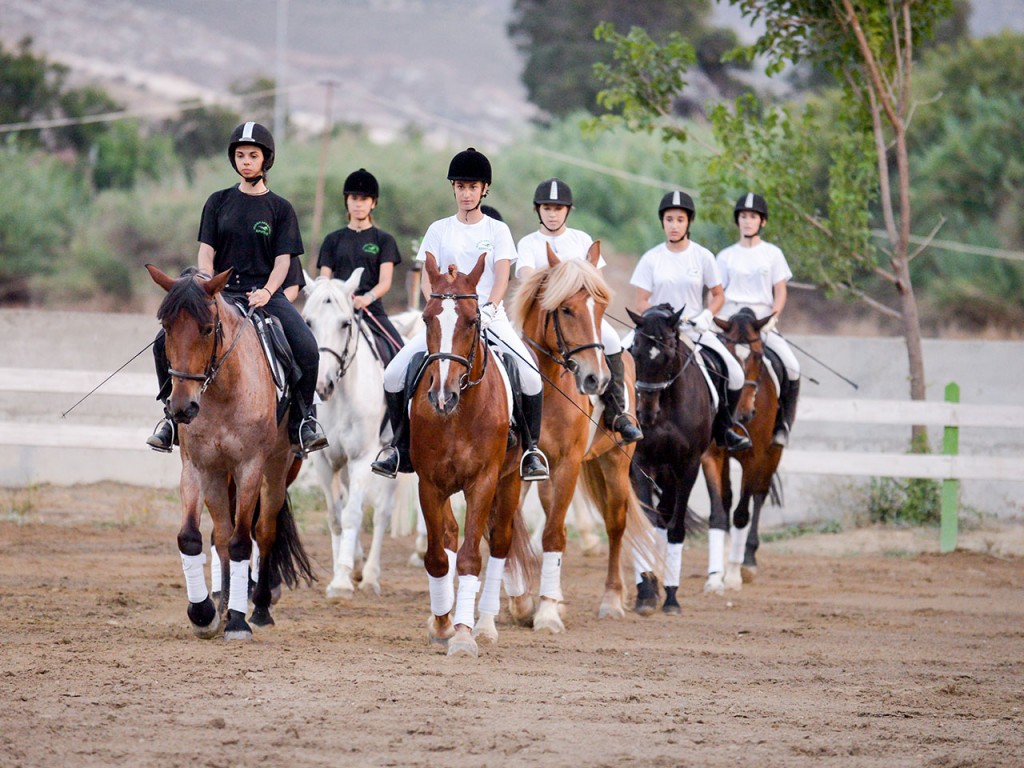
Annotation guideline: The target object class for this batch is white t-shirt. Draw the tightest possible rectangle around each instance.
[716,240,792,318]
[416,214,517,303]
[630,240,720,317]
[515,228,606,275]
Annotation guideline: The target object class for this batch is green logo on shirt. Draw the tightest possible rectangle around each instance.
[362,243,381,255]
[476,240,493,251]
[253,221,272,237]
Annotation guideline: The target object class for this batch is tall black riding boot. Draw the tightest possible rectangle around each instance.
[716,388,752,453]
[773,377,800,447]
[519,392,550,482]
[371,390,412,478]
[146,404,176,453]
[298,404,329,455]
[147,331,175,452]
[600,352,643,443]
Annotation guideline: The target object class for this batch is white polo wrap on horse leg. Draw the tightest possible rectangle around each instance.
[539,551,563,601]
[250,537,260,583]
[478,556,506,616]
[210,544,222,593]
[453,574,481,628]
[665,542,684,588]
[180,552,208,603]
[428,548,459,617]
[708,528,726,574]
[340,527,358,570]
[502,562,526,597]
[633,537,654,584]
[729,524,751,564]
[228,559,249,614]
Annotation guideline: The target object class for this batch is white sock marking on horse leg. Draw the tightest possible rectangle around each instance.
[708,529,726,574]
[330,532,342,570]
[633,527,656,583]
[453,574,481,628]
[180,552,209,603]
[665,542,683,588]
[340,527,358,570]
[729,524,751,564]
[539,551,564,601]
[655,527,668,559]
[228,559,249,614]
[249,538,259,583]
[209,544,222,594]
[478,556,506,616]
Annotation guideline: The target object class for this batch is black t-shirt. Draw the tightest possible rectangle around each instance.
[317,227,401,300]
[198,186,304,284]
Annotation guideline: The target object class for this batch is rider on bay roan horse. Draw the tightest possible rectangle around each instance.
[146,121,328,457]
[371,148,550,482]
[716,193,800,446]
[630,190,752,453]
[317,168,405,366]
[516,177,642,444]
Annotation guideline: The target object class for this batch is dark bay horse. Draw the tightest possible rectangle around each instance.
[411,253,535,657]
[626,305,717,614]
[147,265,314,641]
[509,243,659,630]
[703,308,782,592]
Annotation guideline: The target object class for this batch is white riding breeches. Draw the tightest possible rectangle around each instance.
[383,305,542,396]
[601,318,622,356]
[765,331,800,380]
[692,331,744,391]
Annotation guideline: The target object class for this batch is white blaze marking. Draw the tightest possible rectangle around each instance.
[585,298,604,361]
[734,345,750,362]
[647,346,659,361]
[438,298,457,398]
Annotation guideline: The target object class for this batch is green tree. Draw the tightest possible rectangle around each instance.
[508,0,747,118]
[589,1,957,444]
[91,120,176,191]
[163,104,242,181]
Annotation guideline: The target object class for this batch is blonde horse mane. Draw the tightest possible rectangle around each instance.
[509,258,612,326]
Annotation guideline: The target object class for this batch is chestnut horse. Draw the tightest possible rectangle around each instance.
[509,244,657,631]
[627,304,718,615]
[702,308,781,592]
[412,253,535,657]
[147,265,314,641]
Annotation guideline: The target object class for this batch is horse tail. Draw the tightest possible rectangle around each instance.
[682,506,707,536]
[269,493,317,589]
[505,502,539,596]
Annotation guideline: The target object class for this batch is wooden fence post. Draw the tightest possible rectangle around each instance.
[940,382,960,553]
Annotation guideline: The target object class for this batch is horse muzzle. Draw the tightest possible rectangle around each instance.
[427,387,459,416]
[170,400,200,425]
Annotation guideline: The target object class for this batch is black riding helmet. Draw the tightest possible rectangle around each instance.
[228,121,275,174]
[734,192,769,223]
[533,178,573,207]
[658,190,696,221]
[447,147,492,184]
[344,168,379,199]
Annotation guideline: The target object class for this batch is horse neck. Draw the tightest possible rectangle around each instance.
[205,297,261,397]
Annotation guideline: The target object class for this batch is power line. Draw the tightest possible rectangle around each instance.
[871,230,1024,262]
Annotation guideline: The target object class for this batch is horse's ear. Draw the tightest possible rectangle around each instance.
[203,269,233,297]
[301,268,316,297]
[669,307,684,328]
[343,267,365,296]
[626,308,644,326]
[424,252,440,284]
[146,264,176,293]
[754,312,776,332]
[467,253,487,289]
[546,243,560,268]
[714,316,731,332]
[586,240,601,267]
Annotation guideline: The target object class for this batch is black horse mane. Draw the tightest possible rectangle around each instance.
[156,267,213,326]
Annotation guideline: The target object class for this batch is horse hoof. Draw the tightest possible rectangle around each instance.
[741,564,758,584]
[508,595,535,627]
[533,600,565,634]
[662,602,682,616]
[223,609,253,642]
[447,628,478,657]
[704,574,725,596]
[325,583,355,600]
[188,598,221,639]
[407,553,425,568]
[473,613,499,644]
[634,599,658,617]
[724,563,743,591]
[359,579,382,597]
[250,606,274,629]
[428,615,455,646]
[634,573,659,616]
[598,601,625,620]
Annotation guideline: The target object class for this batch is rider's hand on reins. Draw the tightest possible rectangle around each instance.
[247,287,272,308]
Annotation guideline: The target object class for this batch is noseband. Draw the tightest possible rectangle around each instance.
[415,291,489,392]
[634,335,695,393]
[166,299,251,395]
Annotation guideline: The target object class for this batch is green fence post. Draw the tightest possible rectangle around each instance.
[940,382,960,553]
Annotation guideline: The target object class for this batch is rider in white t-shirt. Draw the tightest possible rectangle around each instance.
[517,178,642,443]
[630,191,752,452]
[716,193,801,446]
[371,148,550,481]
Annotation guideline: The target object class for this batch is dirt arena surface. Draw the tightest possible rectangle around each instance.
[1,483,1022,767]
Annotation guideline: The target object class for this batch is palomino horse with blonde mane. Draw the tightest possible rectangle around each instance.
[147,265,314,641]
[412,253,535,657]
[702,308,782,592]
[509,243,657,631]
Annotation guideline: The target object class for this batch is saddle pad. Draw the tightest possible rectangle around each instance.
[692,349,720,412]
[764,345,783,397]
[490,347,515,426]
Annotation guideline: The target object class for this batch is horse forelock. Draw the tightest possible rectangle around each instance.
[156,275,213,328]
[539,259,610,312]
[303,277,353,318]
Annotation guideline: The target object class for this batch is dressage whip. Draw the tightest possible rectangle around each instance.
[60,340,156,418]
[772,333,859,390]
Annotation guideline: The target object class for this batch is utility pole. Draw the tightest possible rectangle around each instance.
[273,0,289,140]
[310,79,337,275]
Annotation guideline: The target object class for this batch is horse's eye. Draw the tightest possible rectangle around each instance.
[324,297,331,304]
[561,306,573,316]
[201,325,215,337]
[339,320,350,329]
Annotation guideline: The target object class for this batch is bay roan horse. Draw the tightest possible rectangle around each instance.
[303,269,396,600]
[412,253,535,657]
[509,243,659,631]
[702,308,782,592]
[626,304,718,615]
[147,265,314,641]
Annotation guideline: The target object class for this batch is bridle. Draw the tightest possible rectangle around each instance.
[166,298,252,395]
[723,334,764,396]
[524,296,605,375]
[415,291,489,391]
[317,310,360,382]
[634,331,695,393]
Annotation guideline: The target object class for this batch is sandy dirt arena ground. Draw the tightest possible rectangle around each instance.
[1,483,1022,768]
